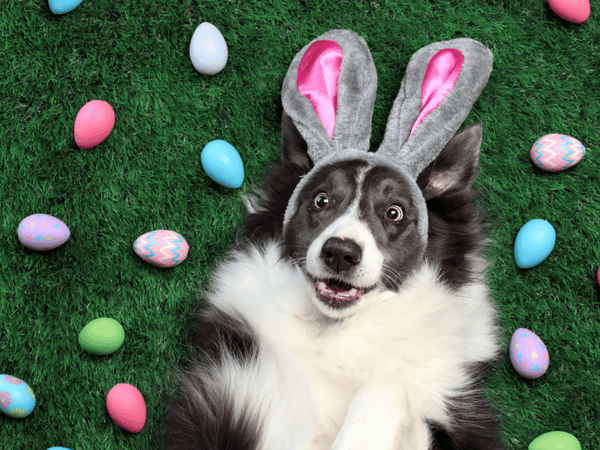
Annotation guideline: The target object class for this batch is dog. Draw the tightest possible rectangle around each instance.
[163,31,503,450]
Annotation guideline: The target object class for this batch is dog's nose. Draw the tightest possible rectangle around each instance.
[321,237,362,273]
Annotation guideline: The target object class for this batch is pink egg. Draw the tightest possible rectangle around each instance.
[133,230,189,268]
[74,100,115,148]
[509,328,549,379]
[548,0,590,23]
[530,134,585,172]
[597,267,600,286]
[106,383,146,433]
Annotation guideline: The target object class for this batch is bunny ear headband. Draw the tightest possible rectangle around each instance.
[281,30,493,245]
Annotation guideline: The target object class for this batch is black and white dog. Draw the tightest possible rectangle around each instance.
[163,31,503,450]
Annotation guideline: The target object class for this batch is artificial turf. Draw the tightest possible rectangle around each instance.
[1,0,598,449]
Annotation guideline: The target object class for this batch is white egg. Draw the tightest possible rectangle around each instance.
[190,22,228,75]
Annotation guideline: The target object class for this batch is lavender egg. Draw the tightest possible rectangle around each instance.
[17,214,70,251]
[509,328,549,379]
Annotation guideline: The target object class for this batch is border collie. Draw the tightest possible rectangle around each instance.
[163,31,503,450]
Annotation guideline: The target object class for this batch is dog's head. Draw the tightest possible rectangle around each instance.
[281,119,483,318]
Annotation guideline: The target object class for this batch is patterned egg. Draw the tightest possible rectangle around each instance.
[74,100,115,149]
[529,431,581,450]
[0,375,36,418]
[106,383,147,433]
[547,0,590,23]
[201,140,244,188]
[133,230,189,268]
[530,134,585,172]
[78,317,125,355]
[190,22,228,75]
[514,219,556,269]
[17,214,70,251]
[509,328,549,379]
[48,0,83,14]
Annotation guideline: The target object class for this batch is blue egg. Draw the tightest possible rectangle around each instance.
[48,448,72,450]
[48,0,83,14]
[0,374,36,418]
[201,140,244,188]
[514,219,556,268]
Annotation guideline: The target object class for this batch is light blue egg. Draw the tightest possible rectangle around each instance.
[0,374,36,418]
[48,0,83,14]
[514,219,556,268]
[201,140,244,188]
[48,447,72,450]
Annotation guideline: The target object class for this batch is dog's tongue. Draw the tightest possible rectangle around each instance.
[317,280,365,303]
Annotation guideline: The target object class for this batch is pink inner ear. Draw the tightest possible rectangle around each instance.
[297,40,343,140]
[410,48,464,137]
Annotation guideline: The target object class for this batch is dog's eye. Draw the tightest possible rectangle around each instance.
[314,192,329,209]
[385,205,404,222]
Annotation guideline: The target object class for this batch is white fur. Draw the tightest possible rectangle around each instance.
[204,240,500,450]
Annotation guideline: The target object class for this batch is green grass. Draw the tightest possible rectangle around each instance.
[1,0,598,448]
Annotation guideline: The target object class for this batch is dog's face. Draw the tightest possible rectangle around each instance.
[283,159,426,318]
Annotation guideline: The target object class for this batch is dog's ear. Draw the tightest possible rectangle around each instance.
[280,111,312,169]
[417,122,482,200]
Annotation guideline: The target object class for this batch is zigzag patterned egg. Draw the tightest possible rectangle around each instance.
[133,230,189,268]
[17,214,70,251]
[530,134,585,172]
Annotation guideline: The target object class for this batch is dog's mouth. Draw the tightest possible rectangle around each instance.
[312,277,374,308]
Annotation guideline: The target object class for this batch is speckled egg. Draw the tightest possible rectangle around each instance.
[17,214,70,251]
[0,375,36,418]
[201,140,244,188]
[133,230,189,268]
[529,430,581,450]
[78,317,125,355]
[106,383,146,433]
[530,134,585,172]
[74,100,115,149]
[509,328,549,379]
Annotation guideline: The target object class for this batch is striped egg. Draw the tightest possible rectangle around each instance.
[509,328,549,379]
[530,134,585,172]
[17,214,70,251]
[133,230,189,268]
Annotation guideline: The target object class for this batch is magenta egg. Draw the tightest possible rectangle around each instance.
[106,383,146,433]
[74,100,115,149]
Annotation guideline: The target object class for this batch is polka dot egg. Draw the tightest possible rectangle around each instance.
[17,214,70,251]
[0,374,36,418]
[509,328,549,379]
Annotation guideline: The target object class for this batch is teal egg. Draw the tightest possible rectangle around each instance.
[48,0,83,14]
[529,431,581,450]
[0,374,36,418]
[48,448,72,450]
[514,219,556,268]
[201,140,244,188]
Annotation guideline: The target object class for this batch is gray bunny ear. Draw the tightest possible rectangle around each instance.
[281,30,377,165]
[377,38,493,178]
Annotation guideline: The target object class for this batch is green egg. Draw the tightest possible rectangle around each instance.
[529,431,581,450]
[78,317,125,355]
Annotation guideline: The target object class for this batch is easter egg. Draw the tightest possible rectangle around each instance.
[201,140,244,188]
[106,383,147,433]
[133,230,189,268]
[509,328,549,379]
[529,431,581,450]
[78,317,125,355]
[597,266,600,286]
[47,448,72,450]
[0,375,36,418]
[17,213,70,251]
[514,219,556,268]
[48,0,82,14]
[548,0,590,23]
[530,134,585,172]
[190,22,228,75]
[74,100,115,149]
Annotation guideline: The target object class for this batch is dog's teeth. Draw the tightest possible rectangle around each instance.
[349,288,357,295]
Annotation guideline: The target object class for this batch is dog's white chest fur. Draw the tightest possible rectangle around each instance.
[206,240,500,450]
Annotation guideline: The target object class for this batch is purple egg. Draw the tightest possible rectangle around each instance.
[509,328,549,379]
[17,214,70,251]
